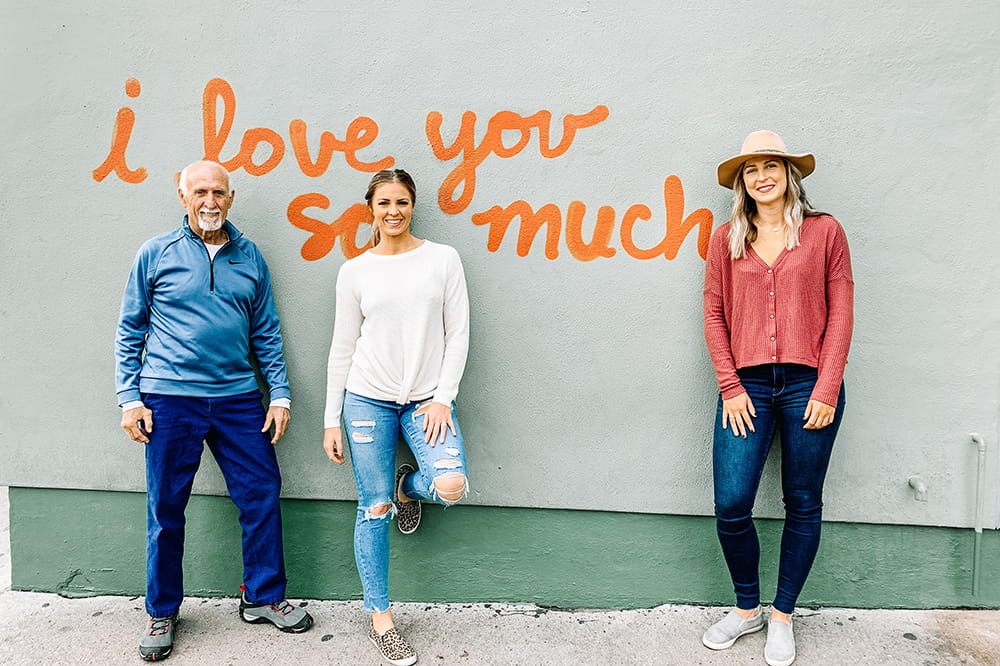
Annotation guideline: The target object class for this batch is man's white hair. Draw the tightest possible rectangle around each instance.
[178,161,233,196]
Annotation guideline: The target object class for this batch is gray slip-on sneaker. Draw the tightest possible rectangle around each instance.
[369,622,418,666]
[765,617,796,666]
[395,463,422,535]
[138,614,177,661]
[239,589,313,633]
[702,607,765,650]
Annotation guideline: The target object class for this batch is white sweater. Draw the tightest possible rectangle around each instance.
[324,241,470,426]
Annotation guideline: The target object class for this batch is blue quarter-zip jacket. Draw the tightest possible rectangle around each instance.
[115,217,290,404]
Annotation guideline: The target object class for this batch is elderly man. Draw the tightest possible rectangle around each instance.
[116,160,312,661]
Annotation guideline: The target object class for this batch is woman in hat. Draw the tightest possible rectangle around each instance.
[323,168,470,666]
[700,131,853,666]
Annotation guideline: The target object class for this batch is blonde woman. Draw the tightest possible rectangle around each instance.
[701,132,854,666]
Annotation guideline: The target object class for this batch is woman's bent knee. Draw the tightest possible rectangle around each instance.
[432,473,467,505]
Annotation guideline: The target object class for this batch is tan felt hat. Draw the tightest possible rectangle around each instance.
[717,130,815,189]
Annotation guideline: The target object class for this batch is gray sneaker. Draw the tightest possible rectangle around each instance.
[395,464,422,535]
[138,614,177,661]
[239,589,313,633]
[765,617,796,666]
[702,607,764,650]
[369,622,417,666]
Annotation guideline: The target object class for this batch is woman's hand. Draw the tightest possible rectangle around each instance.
[323,427,345,464]
[422,402,456,445]
[722,393,756,438]
[803,400,835,430]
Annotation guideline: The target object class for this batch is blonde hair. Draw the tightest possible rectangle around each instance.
[726,160,822,259]
[365,169,416,247]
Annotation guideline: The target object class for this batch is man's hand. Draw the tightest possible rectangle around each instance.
[262,405,290,444]
[122,405,154,443]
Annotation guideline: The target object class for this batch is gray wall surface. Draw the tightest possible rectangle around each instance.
[2,1,998,528]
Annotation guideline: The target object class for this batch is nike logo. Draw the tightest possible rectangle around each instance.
[228,260,243,264]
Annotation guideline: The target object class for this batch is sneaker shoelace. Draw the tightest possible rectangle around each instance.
[147,617,172,636]
[269,600,294,616]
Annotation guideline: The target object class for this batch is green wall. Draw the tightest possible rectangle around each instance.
[10,487,999,609]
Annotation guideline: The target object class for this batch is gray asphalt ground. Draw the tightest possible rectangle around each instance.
[1,487,997,665]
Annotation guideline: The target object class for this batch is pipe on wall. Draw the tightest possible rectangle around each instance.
[970,433,987,596]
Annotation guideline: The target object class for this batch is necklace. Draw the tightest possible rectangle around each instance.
[753,217,781,233]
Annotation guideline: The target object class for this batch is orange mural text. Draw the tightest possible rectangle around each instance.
[287,194,373,261]
[426,105,609,215]
[93,78,148,184]
[202,78,394,178]
[471,175,712,261]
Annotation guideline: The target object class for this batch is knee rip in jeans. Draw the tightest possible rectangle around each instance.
[432,472,467,505]
[361,501,395,521]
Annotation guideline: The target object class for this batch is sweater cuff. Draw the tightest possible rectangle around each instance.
[268,386,291,401]
[117,389,141,406]
[808,387,840,408]
[720,385,747,400]
[431,388,458,407]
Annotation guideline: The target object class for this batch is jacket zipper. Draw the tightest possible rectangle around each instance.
[197,238,228,293]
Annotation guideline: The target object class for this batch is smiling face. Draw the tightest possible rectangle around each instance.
[741,156,788,207]
[369,182,414,242]
[178,162,234,237]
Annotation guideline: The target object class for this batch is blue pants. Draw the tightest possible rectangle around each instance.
[342,391,469,612]
[712,364,845,615]
[143,391,286,617]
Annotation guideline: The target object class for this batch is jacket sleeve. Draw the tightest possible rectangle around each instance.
[248,249,291,401]
[115,245,153,405]
[431,247,470,406]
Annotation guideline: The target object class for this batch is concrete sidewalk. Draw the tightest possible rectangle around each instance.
[1,488,997,665]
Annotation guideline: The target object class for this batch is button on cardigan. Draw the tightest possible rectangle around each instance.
[703,215,854,407]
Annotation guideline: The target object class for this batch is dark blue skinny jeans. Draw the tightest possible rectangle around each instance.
[713,364,845,615]
[143,391,287,617]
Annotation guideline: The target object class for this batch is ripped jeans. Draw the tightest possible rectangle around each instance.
[342,390,469,612]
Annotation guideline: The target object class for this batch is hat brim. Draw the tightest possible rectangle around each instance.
[717,152,815,189]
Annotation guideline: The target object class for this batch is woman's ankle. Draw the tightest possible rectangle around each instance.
[372,609,394,634]
[770,608,793,624]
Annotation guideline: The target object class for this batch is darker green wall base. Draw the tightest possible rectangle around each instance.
[9,487,1000,609]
